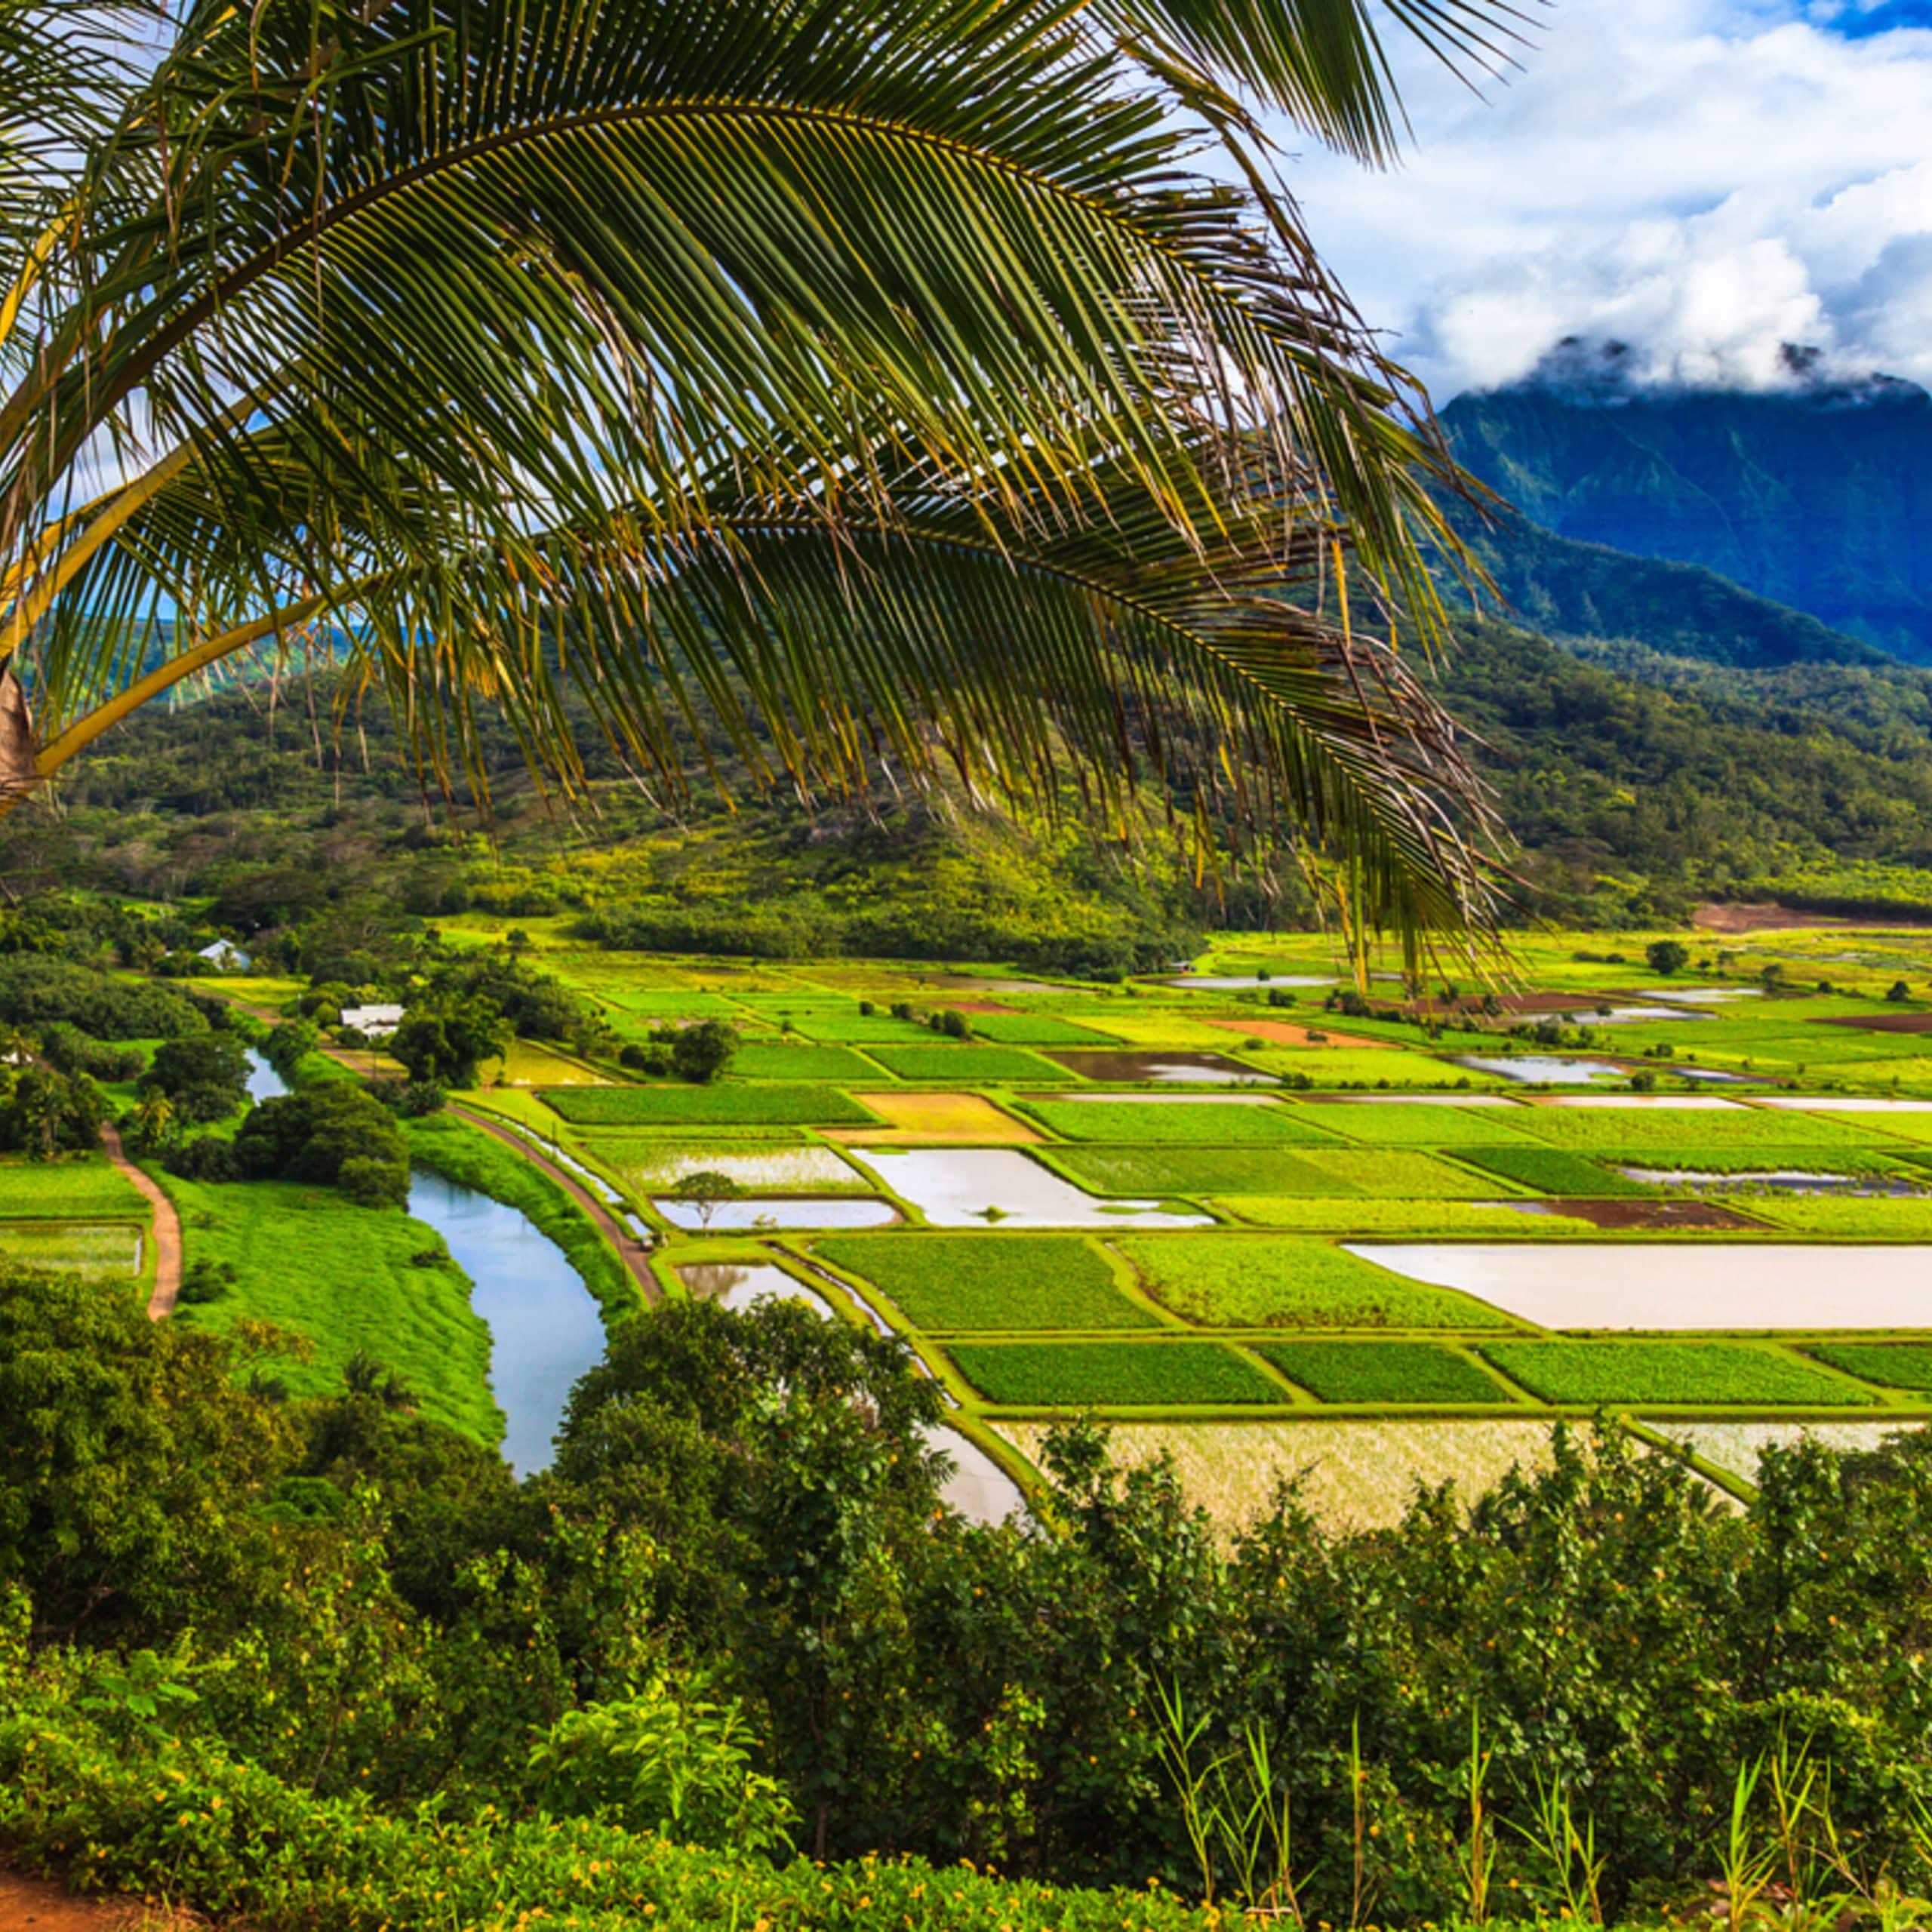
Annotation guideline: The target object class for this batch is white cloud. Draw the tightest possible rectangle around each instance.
[1276,0,1932,397]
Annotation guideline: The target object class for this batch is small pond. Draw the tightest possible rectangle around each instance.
[409,1168,608,1475]
[1572,1006,1712,1023]
[923,1424,1028,1526]
[655,1196,899,1232]
[1454,1054,1629,1084]
[1164,974,1336,990]
[1619,1168,1930,1197]
[678,1260,835,1315]
[1049,1049,1276,1085]
[1346,1241,1932,1331]
[1540,1093,1743,1109]
[855,1147,1209,1229]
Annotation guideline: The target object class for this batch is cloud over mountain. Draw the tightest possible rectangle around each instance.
[1279,0,1932,398]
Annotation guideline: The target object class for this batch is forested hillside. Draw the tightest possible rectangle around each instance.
[11,617,1932,940]
[1442,343,1932,663]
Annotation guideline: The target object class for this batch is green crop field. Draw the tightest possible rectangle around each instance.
[1219,1198,1606,1234]
[728,1042,884,1082]
[1479,1341,1876,1407]
[944,1339,1285,1407]
[1300,1103,1543,1146]
[1281,1149,1499,1198]
[1051,1146,1343,1195]
[1023,1100,1340,1145]
[1807,1342,1932,1389]
[814,1233,1157,1331]
[863,1044,1064,1082]
[541,1084,878,1126]
[965,1014,1122,1046]
[1746,1195,1932,1235]
[0,1155,147,1217]
[1258,1340,1517,1405]
[0,1220,143,1273]
[792,1011,939,1044]
[1451,1145,1654,1196]
[1507,1108,1880,1152]
[1112,1235,1518,1329]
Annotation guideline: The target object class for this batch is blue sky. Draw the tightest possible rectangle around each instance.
[1277,0,1932,398]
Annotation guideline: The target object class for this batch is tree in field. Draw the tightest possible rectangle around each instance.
[1646,940,1690,977]
[672,1021,739,1087]
[0,0,1522,956]
[672,1170,748,1231]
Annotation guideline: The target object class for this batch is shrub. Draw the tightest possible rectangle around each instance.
[140,1032,251,1124]
[164,1134,240,1182]
[174,1259,238,1306]
[235,1086,411,1209]
[1646,940,1690,977]
[673,1019,740,1084]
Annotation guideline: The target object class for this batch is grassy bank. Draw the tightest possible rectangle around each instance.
[163,1171,503,1445]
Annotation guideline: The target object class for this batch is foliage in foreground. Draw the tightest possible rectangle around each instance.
[17,1258,1932,1927]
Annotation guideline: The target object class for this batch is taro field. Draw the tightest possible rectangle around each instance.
[420,917,1932,1520]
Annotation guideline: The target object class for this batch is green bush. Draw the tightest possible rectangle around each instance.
[0,1693,1214,1932]
[944,1340,1284,1406]
[235,1084,411,1210]
[1256,1340,1518,1405]
[814,1233,1156,1331]
[1480,1340,1877,1407]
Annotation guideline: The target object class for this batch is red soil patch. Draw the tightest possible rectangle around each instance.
[1534,1198,1767,1232]
[1200,1017,1390,1049]
[1821,1013,1932,1034]
[943,1001,1017,1014]
[0,1869,209,1930]
[1693,903,1866,934]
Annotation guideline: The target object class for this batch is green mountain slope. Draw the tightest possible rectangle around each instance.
[1442,343,1932,663]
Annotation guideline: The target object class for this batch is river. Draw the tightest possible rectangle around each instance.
[243,1047,606,1475]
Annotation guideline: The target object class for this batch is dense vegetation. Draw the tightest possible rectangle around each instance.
[16,1260,1932,1930]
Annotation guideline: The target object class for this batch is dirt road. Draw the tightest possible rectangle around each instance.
[99,1124,182,1320]
[450,1103,661,1307]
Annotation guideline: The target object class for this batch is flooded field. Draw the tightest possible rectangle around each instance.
[853,1146,1211,1227]
[1048,1049,1275,1084]
[1348,1241,1932,1331]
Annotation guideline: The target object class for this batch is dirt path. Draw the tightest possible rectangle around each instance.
[99,1124,182,1321]
[450,1103,661,1306]
[0,1867,207,1930]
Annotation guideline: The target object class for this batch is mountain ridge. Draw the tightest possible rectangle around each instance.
[1442,341,1932,663]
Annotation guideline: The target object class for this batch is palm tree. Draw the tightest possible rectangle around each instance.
[0,0,1523,946]
[130,1087,176,1149]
